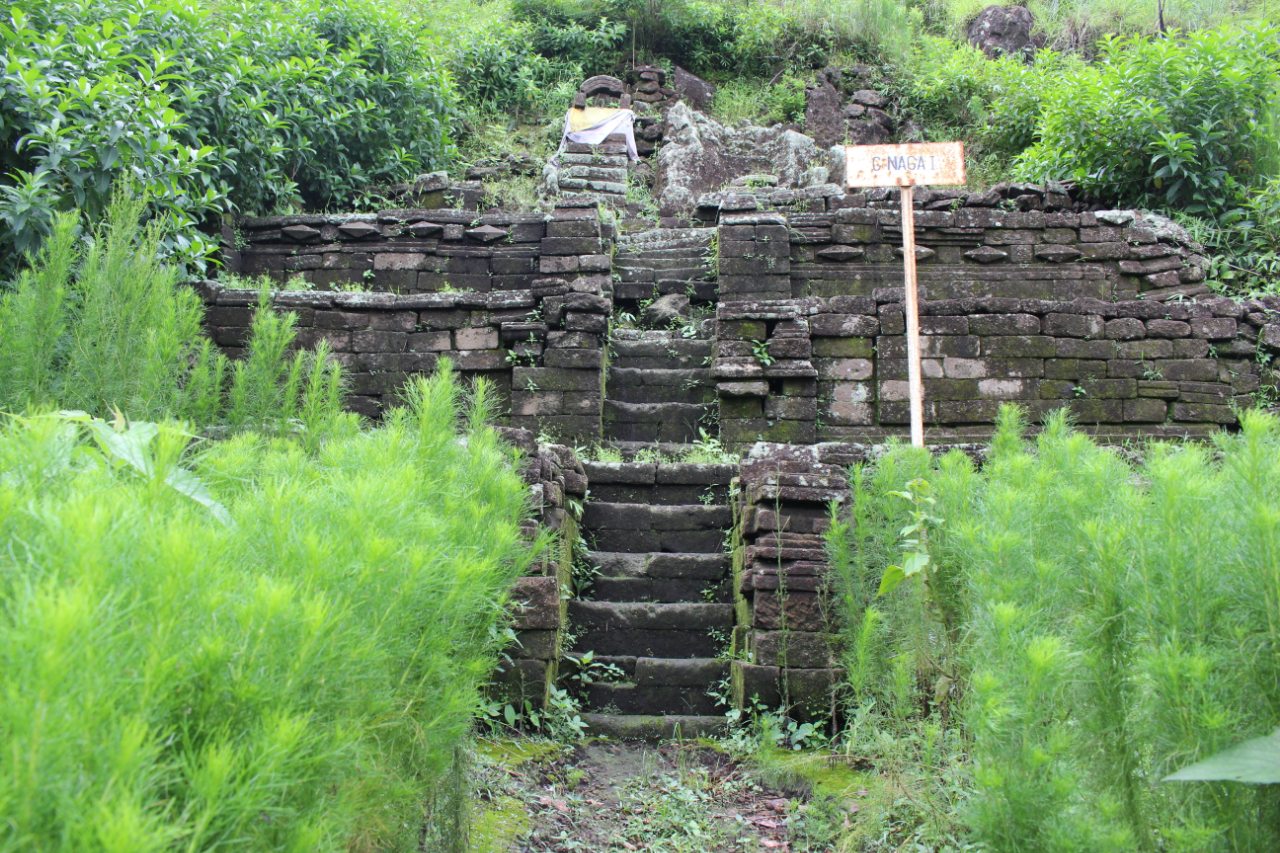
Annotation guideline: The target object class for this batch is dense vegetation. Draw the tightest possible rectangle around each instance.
[0,0,453,274]
[827,407,1280,851]
[3,0,1279,290]
[0,191,537,852]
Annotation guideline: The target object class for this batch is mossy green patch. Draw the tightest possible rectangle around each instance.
[476,737,563,768]
[467,795,529,853]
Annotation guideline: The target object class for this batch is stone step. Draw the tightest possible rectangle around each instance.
[591,576,731,603]
[615,281,718,302]
[615,257,712,272]
[581,501,731,532]
[583,682,721,716]
[588,482,731,505]
[569,601,733,657]
[580,461,735,485]
[614,246,714,260]
[581,713,725,740]
[569,600,732,631]
[608,366,712,385]
[608,384,716,405]
[610,341,714,356]
[603,401,712,444]
[615,227,715,246]
[588,551,729,579]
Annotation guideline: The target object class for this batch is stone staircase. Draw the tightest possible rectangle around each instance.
[570,460,736,738]
[604,330,717,442]
[613,227,717,302]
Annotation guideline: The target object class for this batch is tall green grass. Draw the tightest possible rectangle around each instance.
[0,365,535,852]
[828,407,1280,851]
[0,187,347,438]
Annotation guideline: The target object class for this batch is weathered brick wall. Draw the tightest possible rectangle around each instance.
[226,203,614,294]
[188,279,608,440]
[729,443,868,721]
[715,294,1280,446]
[719,201,1211,304]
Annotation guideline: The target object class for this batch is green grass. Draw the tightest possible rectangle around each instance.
[0,365,537,852]
[826,407,1280,852]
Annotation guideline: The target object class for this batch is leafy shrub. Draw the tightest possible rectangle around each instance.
[1015,26,1280,216]
[0,0,456,274]
[892,35,1079,159]
[0,365,535,851]
[828,406,1280,851]
[449,24,589,121]
[0,187,346,434]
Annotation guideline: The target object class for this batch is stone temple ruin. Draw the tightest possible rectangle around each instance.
[202,68,1280,736]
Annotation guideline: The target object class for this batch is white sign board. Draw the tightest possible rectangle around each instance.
[845,142,966,188]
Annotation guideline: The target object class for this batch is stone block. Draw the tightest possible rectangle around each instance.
[1105,318,1146,340]
[1055,338,1117,359]
[919,316,969,335]
[1172,339,1210,359]
[976,378,1037,399]
[1171,402,1236,424]
[454,327,499,350]
[1146,319,1191,338]
[879,305,905,335]
[765,396,818,420]
[817,358,874,380]
[751,631,836,668]
[514,367,600,392]
[1044,312,1105,338]
[1069,399,1124,423]
[1124,398,1169,422]
[1191,317,1237,340]
[753,591,828,632]
[810,313,879,337]
[1079,378,1137,399]
[981,336,1056,358]
[509,576,561,630]
[565,312,608,333]
[351,330,408,352]
[1155,360,1220,382]
[1117,339,1172,360]
[969,314,1041,335]
[813,337,873,358]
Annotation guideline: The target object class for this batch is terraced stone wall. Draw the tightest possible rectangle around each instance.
[187,280,609,440]
[490,429,587,710]
[714,294,1279,446]
[226,203,614,294]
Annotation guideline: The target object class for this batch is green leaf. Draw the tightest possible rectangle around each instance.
[1164,729,1280,784]
[503,703,516,727]
[902,551,930,576]
[165,466,232,527]
[878,565,906,596]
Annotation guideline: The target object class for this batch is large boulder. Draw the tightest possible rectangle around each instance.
[966,5,1036,59]
[672,66,717,113]
[804,77,845,149]
[655,103,829,216]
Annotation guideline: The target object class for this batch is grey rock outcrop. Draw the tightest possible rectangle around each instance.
[967,5,1036,59]
[656,103,829,216]
[672,66,717,112]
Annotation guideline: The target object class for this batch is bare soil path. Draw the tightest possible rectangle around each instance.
[470,739,830,853]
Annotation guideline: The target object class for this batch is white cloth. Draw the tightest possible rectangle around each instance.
[554,108,639,165]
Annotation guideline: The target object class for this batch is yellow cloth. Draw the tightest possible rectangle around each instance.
[568,107,624,133]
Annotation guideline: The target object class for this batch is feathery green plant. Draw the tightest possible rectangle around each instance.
[0,364,536,852]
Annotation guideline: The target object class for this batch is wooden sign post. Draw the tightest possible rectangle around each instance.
[844,142,966,447]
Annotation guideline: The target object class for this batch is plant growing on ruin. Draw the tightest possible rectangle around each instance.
[750,338,776,366]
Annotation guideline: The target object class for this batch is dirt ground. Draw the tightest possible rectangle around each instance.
[470,739,830,853]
